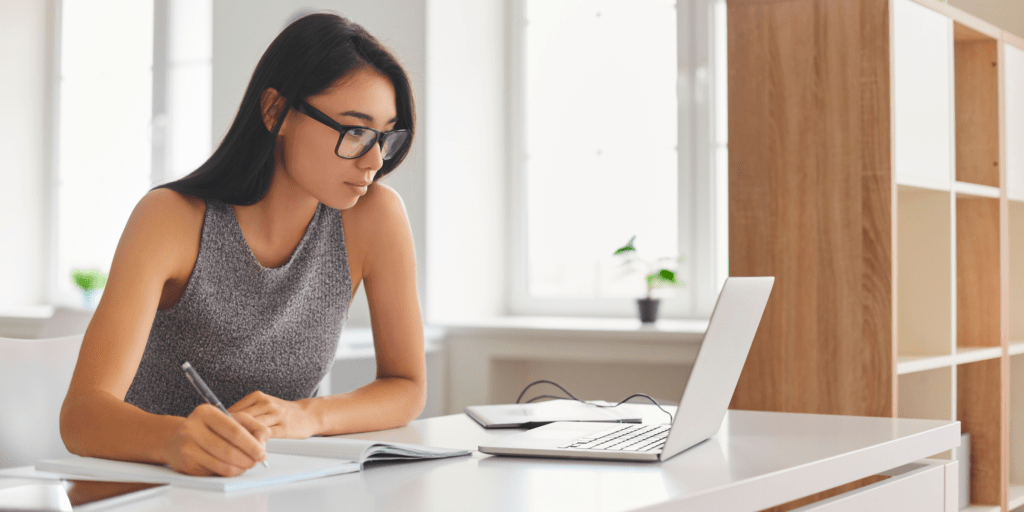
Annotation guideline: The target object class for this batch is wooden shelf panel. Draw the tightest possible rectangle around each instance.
[1011,357,1024,490]
[957,197,1001,348]
[959,359,1005,506]
[1011,204,1024,340]
[899,187,953,356]
[954,22,1000,188]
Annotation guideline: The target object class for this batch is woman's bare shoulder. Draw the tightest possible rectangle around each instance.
[119,189,206,272]
[343,183,407,223]
[137,188,206,222]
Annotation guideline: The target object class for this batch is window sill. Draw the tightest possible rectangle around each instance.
[435,316,709,343]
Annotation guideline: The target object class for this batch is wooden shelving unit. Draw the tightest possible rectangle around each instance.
[727,0,1024,509]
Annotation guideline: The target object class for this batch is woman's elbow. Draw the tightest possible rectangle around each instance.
[59,398,87,456]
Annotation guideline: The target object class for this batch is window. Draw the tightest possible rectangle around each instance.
[53,0,211,306]
[509,0,727,318]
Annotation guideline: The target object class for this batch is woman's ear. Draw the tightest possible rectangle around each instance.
[260,87,288,133]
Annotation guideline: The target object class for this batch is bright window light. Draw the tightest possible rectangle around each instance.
[524,0,678,299]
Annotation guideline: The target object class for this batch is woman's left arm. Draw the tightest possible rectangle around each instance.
[229,184,426,438]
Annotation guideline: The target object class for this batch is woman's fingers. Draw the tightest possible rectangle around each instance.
[185,442,247,477]
[233,411,272,445]
[199,408,266,467]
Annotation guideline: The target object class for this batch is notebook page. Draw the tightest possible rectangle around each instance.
[36,453,358,492]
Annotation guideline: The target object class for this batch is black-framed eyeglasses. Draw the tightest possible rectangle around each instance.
[293,101,410,160]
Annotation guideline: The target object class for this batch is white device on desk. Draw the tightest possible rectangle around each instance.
[478,276,774,462]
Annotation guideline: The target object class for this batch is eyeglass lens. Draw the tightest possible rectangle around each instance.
[337,129,410,160]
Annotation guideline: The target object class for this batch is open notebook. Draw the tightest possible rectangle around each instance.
[36,439,470,492]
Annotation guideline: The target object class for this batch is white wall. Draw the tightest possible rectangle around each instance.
[0,0,54,309]
[424,0,508,322]
[212,1,427,328]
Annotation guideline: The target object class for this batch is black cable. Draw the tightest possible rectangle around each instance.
[515,379,674,423]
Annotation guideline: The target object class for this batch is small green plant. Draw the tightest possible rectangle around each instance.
[71,269,108,292]
[613,236,686,299]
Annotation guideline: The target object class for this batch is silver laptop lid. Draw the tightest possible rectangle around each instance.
[660,276,774,460]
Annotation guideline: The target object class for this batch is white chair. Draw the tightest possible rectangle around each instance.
[0,334,83,468]
[36,306,94,339]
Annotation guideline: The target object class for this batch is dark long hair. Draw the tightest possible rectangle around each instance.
[154,13,416,205]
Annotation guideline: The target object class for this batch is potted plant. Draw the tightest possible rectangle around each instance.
[71,269,108,309]
[613,236,685,323]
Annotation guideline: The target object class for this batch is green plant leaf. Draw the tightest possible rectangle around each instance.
[613,235,637,255]
[71,269,108,292]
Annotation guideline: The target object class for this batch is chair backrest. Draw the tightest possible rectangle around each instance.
[0,334,83,468]
[36,307,94,339]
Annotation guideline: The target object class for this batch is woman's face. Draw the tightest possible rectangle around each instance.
[271,67,399,210]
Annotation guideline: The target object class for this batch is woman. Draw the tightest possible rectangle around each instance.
[59,13,425,477]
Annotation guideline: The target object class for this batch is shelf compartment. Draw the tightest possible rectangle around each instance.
[893,0,953,186]
[898,366,953,422]
[953,22,1000,188]
[1011,203,1024,341]
[959,358,1005,507]
[957,196,1001,348]
[898,186,953,359]
[1013,482,1024,511]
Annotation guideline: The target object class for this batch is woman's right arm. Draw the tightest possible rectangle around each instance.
[59,189,269,476]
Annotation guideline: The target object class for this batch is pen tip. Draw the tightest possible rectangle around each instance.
[181,362,191,370]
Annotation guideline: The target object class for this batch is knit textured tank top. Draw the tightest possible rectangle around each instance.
[124,198,351,417]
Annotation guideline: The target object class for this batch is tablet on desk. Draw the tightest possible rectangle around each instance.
[465,400,643,428]
[0,477,167,512]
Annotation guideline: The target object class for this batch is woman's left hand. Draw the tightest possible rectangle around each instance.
[227,391,320,439]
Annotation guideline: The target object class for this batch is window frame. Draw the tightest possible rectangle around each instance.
[506,0,726,319]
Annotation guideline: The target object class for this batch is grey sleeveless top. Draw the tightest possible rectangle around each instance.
[125,198,351,417]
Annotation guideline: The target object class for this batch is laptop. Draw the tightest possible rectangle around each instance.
[478,276,774,462]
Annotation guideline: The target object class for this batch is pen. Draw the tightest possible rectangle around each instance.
[181,361,269,468]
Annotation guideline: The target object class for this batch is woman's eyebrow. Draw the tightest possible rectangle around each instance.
[340,110,399,124]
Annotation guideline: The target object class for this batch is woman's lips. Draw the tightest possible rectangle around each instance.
[346,182,369,194]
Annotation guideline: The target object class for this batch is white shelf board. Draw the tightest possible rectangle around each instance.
[896,174,951,192]
[954,181,1001,198]
[1010,341,1024,356]
[897,353,953,375]
[964,505,1001,512]
[954,346,1004,365]
[1010,194,1024,204]
[1010,482,1024,510]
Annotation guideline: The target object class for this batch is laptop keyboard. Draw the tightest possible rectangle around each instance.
[559,424,670,452]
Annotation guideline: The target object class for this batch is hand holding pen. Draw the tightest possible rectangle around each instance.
[180,362,270,468]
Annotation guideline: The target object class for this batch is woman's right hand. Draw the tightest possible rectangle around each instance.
[163,404,271,476]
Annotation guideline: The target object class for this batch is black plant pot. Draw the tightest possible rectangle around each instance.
[637,298,660,323]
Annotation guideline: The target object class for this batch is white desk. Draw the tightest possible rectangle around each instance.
[1,410,960,512]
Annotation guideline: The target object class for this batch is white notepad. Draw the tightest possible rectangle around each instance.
[35,453,359,492]
[266,438,471,467]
